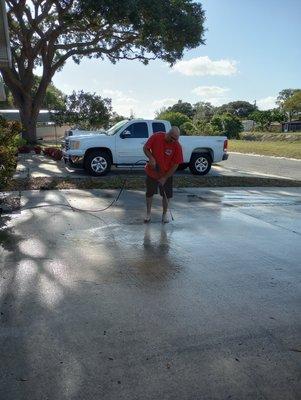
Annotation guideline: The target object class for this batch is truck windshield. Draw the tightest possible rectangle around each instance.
[106,120,128,136]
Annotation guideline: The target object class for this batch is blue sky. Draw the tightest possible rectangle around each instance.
[51,0,301,118]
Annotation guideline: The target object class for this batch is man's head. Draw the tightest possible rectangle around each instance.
[165,126,180,143]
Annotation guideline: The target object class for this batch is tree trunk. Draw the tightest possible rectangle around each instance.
[1,69,52,143]
[19,100,39,143]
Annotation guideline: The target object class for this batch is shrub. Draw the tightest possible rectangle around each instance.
[0,117,23,189]
[18,145,31,153]
[221,113,243,139]
[43,147,63,160]
[34,145,42,154]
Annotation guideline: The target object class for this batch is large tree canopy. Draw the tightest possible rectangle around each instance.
[166,100,195,119]
[216,101,257,118]
[0,0,205,141]
[283,90,301,120]
[52,90,112,129]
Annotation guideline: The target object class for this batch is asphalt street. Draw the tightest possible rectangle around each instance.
[220,152,301,180]
[1,187,301,400]
[14,152,301,181]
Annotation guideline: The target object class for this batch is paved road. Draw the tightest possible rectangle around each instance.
[15,152,301,181]
[218,152,301,180]
[1,187,301,399]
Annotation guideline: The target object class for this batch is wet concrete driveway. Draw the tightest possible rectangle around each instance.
[1,187,301,399]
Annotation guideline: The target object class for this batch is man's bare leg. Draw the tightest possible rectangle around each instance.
[162,195,169,223]
[145,196,153,222]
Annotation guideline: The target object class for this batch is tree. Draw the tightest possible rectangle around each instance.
[270,108,286,123]
[167,100,194,119]
[206,113,242,138]
[276,89,301,121]
[180,121,197,135]
[249,110,273,131]
[110,112,126,125]
[1,0,205,142]
[276,89,300,106]
[38,78,66,111]
[193,101,215,123]
[216,101,257,118]
[156,111,191,128]
[222,114,243,138]
[283,91,301,120]
[0,74,67,111]
[52,90,112,129]
[210,115,223,132]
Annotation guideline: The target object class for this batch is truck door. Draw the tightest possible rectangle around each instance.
[116,121,149,164]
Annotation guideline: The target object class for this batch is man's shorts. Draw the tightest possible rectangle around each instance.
[145,175,173,199]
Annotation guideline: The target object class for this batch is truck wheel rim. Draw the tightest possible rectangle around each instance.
[195,157,208,172]
[91,156,107,172]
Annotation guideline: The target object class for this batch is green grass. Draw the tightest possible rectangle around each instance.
[229,140,301,159]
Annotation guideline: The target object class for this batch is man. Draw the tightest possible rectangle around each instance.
[143,126,183,223]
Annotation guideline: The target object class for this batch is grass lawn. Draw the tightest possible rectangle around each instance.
[229,140,301,159]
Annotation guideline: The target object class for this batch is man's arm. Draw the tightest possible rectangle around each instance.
[158,164,179,185]
[143,144,156,168]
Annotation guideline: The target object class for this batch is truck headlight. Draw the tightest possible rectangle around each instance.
[70,140,81,149]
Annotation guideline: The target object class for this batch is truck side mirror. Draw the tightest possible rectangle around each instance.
[120,130,131,139]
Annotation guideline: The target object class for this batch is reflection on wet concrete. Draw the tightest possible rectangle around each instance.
[1,187,301,400]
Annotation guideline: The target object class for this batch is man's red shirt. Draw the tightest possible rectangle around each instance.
[145,132,183,179]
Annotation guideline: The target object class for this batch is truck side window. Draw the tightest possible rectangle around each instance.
[125,122,148,138]
[152,122,166,133]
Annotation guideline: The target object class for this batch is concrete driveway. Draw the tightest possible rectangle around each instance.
[1,187,301,399]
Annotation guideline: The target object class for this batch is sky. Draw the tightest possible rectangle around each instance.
[50,0,301,119]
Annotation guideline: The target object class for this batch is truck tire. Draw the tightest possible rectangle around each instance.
[84,150,111,176]
[189,153,212,175]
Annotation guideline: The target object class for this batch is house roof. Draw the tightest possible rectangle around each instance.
[0,109,52,123]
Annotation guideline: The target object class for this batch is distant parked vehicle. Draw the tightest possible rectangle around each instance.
[62,119,228,176]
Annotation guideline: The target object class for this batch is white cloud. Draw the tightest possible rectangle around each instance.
[192,86,230,106]
[257,96,277,110]
[151,98,177,109]
[102,89,123,98]
[101,89,138,117]
[173,56,238,76]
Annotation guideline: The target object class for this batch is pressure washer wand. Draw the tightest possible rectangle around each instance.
[161,185,174,221]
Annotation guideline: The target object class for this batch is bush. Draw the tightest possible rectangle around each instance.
[0,117,23,189]
[210,115,223,133]
[222,113,243,139]
[18,145,31,153]
[34,145,42,154]
[43,147,63,160]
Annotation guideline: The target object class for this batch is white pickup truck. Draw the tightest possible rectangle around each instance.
[62,119,228,176]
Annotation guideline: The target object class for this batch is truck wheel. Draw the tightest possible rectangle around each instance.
[84,150,111,176]
[189,153,212,175]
